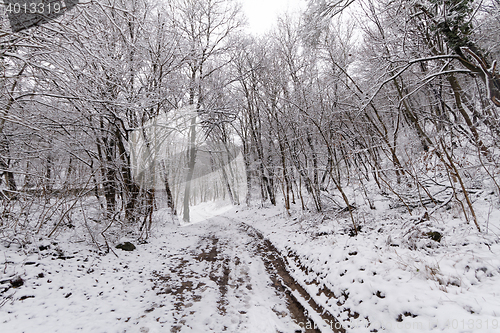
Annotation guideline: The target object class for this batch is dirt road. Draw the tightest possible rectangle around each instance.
[151,217,344,333]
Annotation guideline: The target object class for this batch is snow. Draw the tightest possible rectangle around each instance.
[223,192,500,332]
[182,200,235,225]
[2,191,500,332]
[1,209,300,332]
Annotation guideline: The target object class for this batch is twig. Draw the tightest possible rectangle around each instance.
[101,212,120,257]
[80,201,101,252]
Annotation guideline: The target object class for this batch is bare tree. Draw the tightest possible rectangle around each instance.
[167,0,243,222]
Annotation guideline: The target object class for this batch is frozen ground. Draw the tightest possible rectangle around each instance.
[1,192,500,333]
[225,191,500,332]
[0,208,315,333]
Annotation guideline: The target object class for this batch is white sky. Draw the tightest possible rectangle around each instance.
[241,0,307,35]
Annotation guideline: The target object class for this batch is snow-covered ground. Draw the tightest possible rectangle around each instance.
[0,208,302,333]
[225,192,500,332]
[2,192,500,332]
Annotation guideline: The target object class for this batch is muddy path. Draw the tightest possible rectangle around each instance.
[235,220,345,333]
[151,218,344,333]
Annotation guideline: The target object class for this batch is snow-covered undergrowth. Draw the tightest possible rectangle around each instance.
[0,219,184,333]
[227,190,500,332]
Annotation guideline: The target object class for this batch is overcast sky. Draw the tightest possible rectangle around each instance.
[241,0,307,35]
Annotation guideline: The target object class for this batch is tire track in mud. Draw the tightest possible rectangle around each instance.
[152,254,208,332]
[195,236,230,316]
[151,219,344,332]
[227,217,346,333]
[151,232,253,332]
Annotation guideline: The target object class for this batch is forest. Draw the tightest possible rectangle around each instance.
[1,1,500,331]
[1,0,499,241]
